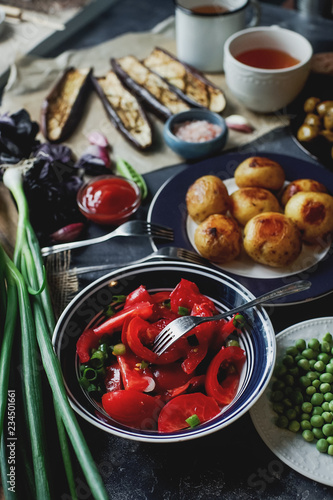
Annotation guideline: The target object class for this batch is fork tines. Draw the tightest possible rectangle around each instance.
[152,327,176,355]
[145,222,174,241]
[176,248,207,265]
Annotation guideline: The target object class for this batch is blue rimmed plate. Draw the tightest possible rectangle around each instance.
[52,261,276,443]
[147,152,333,304]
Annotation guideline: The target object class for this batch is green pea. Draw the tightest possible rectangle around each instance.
[283,374,294,386]
[282,397,292,409]
[313,360,326,372]
[323,333,333,343]
[321,341,332,354]
[316,438,329,453]
[300,420,312,431]
[288,367,299,377]
[301,401,313,413]
[320,372,333,384]
[322,402,330,412]
[309,359,317,369]
[329,400,333,412]
[308,338,320,351]
[326,364,333,374]
[273,402,285,414]
[299,375,311,388]
[312,406,324,415]
[297,358,310,371]
[291,391,303,405]
[286,408,297,420]
[301,413,310,421]
[288,420,300,433]
[320,383,331,394]
[313,427,324,440]
[322,423,333,436]
[324,392,333,402]
[306,386,316,396]
[302,429,314,442]
[328,445,333,456]
[283,354,294,367]
[276,415,289,428]
[295,338,306,350]
[312,379,321,389]
[310,414,324,427]
[317,353,330,364]
[275,364,287,377]
[327,436,333,445]
[302,348,316,360]
[295,354,304,363]
[306,371,319,381]
[286,345,299,357]
[311,392,324,406]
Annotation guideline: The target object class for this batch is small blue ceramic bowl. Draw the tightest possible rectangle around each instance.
[52,261,276,443]
[163,109,228,160]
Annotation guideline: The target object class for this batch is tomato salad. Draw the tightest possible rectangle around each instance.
[76,279,246,433]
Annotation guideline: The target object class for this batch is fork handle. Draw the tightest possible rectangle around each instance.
[41,232,117,257]
[212,280,312,322]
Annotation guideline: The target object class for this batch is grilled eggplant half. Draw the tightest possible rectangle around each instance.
[143,47,226,113]
[92,71,153,150]
[111,56,190,121]
[41,67,92,143]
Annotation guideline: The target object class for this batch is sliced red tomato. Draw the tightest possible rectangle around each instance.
[93,301,154,337]
[124,285,152,308]
[102,390,162,430]
[117,351,155,392]
[76,328,100,363]
[169,279,216,314]
[158,393,220,432]
[205,345,246,405]
[126,317,159,363]
[152,363,192,393]
[150,291,171,304]
[181,342,208,374]
[168,375,206,397]
[104,363,122,392]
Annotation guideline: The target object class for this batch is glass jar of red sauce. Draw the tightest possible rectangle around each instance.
[77,175,141,225]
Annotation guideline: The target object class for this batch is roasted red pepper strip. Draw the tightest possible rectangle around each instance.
[117,351,155,392]
[126,316,159,363]
[93,301,154,337]
[205,346,246,405]
[104,363,122,392]
[124,285,152,308]
[76,328,100,363]
[169,279,216,314]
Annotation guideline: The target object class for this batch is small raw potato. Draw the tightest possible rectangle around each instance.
[230,187,281,226]
[243,212,302,267]
[234,156,285,191]
[186,175,230,223]
[284,191,333,243]
[194,214,242,263]
[280,178,327,207]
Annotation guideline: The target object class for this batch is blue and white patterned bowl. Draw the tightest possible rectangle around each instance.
[52,261,276,443]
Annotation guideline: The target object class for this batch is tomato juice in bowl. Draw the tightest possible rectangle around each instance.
[52,261,276,442]
[77,175,141,225]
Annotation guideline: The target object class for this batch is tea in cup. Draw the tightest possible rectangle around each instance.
[174,0,260,73]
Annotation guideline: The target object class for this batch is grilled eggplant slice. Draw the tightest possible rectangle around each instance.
[111,56,190,121]
[41,67,92,143]
[143,47,226,113]
[92,71,153,150]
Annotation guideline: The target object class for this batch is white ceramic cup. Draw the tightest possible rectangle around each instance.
[174,0,260,73]
[223,26,313,113]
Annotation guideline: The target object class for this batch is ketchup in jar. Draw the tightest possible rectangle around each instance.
[77,175,141,225]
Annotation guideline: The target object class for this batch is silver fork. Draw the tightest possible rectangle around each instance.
[59,246,208,276]
[152,280,312,356]
[41,220,174,257]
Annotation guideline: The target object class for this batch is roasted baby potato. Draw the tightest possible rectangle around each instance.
[41,67,93,143]
[186,175,230,224]
[194,214,242,263]
[229,187,281,227]
[234,156,285,191]
[243,212,302,267]
[304,97,321,113]
[280,179,327,207]
[284,191,333,243]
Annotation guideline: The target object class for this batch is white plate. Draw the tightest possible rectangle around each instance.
[249,317,333,486]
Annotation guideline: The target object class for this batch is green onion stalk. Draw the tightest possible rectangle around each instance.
[2,164,109,500]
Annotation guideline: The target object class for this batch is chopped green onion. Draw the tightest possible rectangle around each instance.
[185,414,201,428]
[162,299,171,309]
[112,294,127,304]
[90,350,107,369]
[178,306,189,316]
[233,314,246,328]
